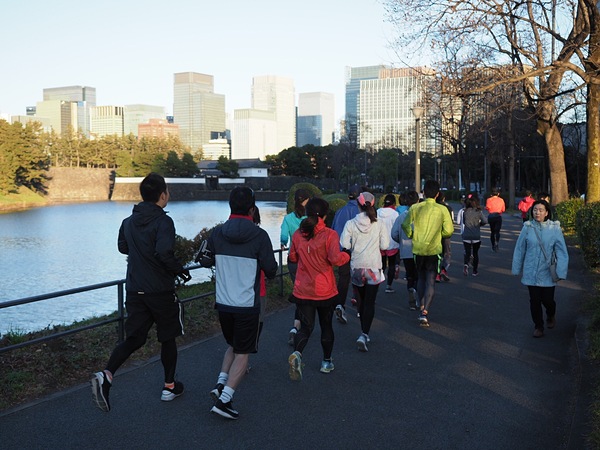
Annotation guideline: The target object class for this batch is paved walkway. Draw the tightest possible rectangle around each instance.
[0,210,592,449]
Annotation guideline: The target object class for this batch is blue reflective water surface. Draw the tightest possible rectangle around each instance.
[0,200,286,334]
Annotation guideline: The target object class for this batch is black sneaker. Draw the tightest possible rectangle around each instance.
[211,399,239,420]
[161,381,184,401]
[210,383,224,402]
[91,371,111,412]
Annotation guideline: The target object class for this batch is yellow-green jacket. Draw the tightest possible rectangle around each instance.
[401,198,454,256]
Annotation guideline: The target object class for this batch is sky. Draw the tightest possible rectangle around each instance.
[0,0,399,125]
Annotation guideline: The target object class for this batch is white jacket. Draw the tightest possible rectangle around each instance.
[340,212,390,270]
[377,206,399,251]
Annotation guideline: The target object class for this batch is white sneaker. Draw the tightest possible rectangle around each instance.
[357,334,368,352]
[335,305,347,324]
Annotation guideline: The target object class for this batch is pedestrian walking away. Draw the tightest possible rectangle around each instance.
[391,190,420,310]
[91,173,191,413]
[331,185,361,325]
[280,188,311,345]
[518,190,535,223]
[198,186,278,419]
[436,192,453,282]
[401,180,454,327]
[377,194,400,293]
[456,194,488,277]
[485,188,505,252]
[511,200,569,338]
[340,192,390,352]
[287,198,350,381]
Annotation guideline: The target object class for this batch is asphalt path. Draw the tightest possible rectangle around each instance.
[0,208,591,449]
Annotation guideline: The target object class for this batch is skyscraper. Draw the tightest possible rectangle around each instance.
[344,66,382,143]
[297,92,335,147]
[251,75,296,152]
[123,104,166,136]
[232,109,277,160]
[43,86,96,136]
[173,72,226,154]
[90,106,124,137]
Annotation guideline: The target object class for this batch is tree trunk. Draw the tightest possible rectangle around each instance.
[507,112,516,209]
[536,100,569,205]
[586,4,600,203]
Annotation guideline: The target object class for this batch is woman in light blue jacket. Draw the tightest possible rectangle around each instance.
[512,200,569,338]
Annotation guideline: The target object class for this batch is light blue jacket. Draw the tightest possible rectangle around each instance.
[511,220,569,287]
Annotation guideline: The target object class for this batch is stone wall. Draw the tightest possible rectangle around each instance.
[46,167,113,202]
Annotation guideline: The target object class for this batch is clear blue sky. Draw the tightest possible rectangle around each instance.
[0,0,397,124]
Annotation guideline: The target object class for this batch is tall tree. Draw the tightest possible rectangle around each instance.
[384,0,594,203]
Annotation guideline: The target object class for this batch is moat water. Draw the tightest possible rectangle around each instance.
[0,200,286,335]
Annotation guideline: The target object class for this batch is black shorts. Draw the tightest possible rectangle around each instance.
[218,311,260,354]
[125,292,184,343]
[414,254,441,273]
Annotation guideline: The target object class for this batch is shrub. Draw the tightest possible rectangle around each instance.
[555,198,585,235]
[576,202,600,268]
[286,183,323,213]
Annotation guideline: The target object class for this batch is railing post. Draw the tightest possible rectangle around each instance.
[279,248,284,296]
[117,281,125,343]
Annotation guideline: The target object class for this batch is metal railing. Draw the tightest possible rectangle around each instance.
[0,248,288,354]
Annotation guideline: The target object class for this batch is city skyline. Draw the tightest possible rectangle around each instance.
[0,0,398,124]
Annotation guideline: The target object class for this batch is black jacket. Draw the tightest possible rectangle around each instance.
[118,202,184,294]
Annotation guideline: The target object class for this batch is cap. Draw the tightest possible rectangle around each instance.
[357,192,375,206]
[348,184,360,199]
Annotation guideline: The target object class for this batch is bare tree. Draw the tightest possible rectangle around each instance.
[384,0,595,203]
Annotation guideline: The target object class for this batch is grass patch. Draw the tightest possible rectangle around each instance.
[0,186,46,206]
[0,276,292,412]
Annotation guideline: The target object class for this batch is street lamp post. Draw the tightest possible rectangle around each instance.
[412,106,425,193]
[436,158,442,186]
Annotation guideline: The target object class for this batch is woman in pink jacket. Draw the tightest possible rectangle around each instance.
[287,198,350,381]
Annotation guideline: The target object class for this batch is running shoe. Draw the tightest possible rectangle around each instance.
[335,305,347,324]
[463,264,469,276]
[435,274,442,283]
[91,371,111,412]
[288,351,303,381]
[440,268,450,282]
[385,286,395,293]
[288,327,297,346]
[408,288,417,310]
[210,383,224,402]
[320,360,335,373]
[211,399,239,420]
[472,271,479,277]
[419,313,430,327]
[161,381,184,401]
[357,334,368,352]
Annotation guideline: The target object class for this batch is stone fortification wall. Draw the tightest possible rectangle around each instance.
[46,167,113,202]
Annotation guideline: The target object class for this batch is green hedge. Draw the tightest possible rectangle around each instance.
[286,183,323,213]
[556,198,585,235]
[576,202,600,268]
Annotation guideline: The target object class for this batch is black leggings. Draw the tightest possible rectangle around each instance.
[488,214,502,247]
[107,337,177,383]
[354,283,380,334]
[463,241,481,272]
[381,254,397,286]
[294,301,335,359]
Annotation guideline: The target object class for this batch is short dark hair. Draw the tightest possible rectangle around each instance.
[229,186,255,215]
[384,194,396,206]
[139,173,167,203]
[405,191,419,206]
[423,180,440,199]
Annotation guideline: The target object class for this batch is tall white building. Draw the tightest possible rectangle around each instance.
[43,86,96,136]
[90,106,124,137]
[347,66,436,153]
[251,75,296,152]
[35,100,77,135]
[232,109,277,160]
[173,72,226,153]
[297,92,335,147]
[123,104,165,136]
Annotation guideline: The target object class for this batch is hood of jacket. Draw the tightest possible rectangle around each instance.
[221,215,262,244]
[378,207,397,220]
[131,202,166,227]
[353,212,375,233]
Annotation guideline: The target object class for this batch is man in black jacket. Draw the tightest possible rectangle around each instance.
[200,186,278,420]
[91,173,190,412]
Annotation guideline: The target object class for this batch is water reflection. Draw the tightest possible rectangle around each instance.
[0,200,286,334]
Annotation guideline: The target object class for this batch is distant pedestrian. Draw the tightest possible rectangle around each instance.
[287,198,350,381]
[512,200,569,338]
[485,188,505,252]
[401,180,454,327]
[91,173,190,413]
[331,185,361,324]
[435,192,453,282]
[199,186,278,420]
[391,190,420,310]
[340,192,390,352]
[280,188,311,345]
[377,194,400,293]
[518,191,535,223]
[527,192,557,221]
[456,194,488,277]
